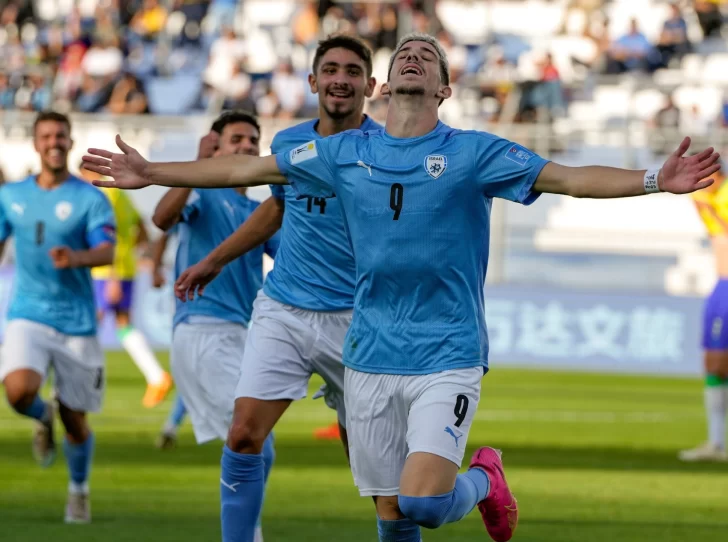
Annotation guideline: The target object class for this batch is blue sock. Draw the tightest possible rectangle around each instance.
[255,432,276,529]
[63,433,95,489]
[17,395,47,421]
[221,445,265,542]
[168,395,187,428]
[398,468,490,528]
[377,518,422,541]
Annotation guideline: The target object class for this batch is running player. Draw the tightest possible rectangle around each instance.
[151,111,279,540]
[79,164,172,408]
[2,111,116,523]
[680,163,728,462]
[84,33,720,542]
[171,35,378,541]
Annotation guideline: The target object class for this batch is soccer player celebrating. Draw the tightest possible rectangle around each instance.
[151,110,279,541]
[680,163,728,462]
[1,111,116,523]
[84,33,720,542]
[171,34,379,540]
[79,163,172,408]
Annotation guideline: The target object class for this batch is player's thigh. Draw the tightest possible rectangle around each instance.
[705,350,728,378]
[344,368,408,497]
[55,333,105,413]
[310,310,351,427]
[170,324,210,441]
[0,320,53,397]
[399,367,482,497]
[234,293,315,402]
[196,325,247,443]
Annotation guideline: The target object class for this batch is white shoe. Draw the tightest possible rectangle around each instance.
[678,442,728,462]
[64,492,91,524]
[254,526,263,542]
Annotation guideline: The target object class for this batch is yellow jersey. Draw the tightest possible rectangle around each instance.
[91,187,140,280]
[692,175,728,237]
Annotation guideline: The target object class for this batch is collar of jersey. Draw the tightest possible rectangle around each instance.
[380,121,445,146]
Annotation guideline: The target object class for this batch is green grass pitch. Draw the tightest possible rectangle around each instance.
[1,351,728,541]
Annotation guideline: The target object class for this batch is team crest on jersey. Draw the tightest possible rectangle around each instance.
[55,201,73,221]
[425,155,447,179]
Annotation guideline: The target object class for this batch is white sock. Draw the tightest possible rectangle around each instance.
[119,328,165,385]
[704,385,727,450]
[69,481,89,495]
[254,526,263,542]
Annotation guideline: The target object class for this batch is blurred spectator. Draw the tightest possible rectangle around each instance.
[720,95,728,127]
[108,73,149,114]
[656,4,691,68]
[681,103,710,140]
[321,5,354,37]
[650,94,681,154]
[694,0,724,39]
[74,73,113,113]
[478,47,518,121]
[606,18,656,74]
[82,33,124,80]
[535,53,565,117]
[54,39,88,103]
[292,0,320,46]
[130,0,168,42]
[271,60,306,119]
[204,26,246,93]
[221,62,254,111]
[254,80,279,119]
[2,26,26,75]
[0,72,16,109]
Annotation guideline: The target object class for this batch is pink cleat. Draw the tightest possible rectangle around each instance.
[469,447,518,542]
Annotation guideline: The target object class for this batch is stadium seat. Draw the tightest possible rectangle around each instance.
[146,75,203,115]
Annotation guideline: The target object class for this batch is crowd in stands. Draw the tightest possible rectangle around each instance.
[0,0,726,125]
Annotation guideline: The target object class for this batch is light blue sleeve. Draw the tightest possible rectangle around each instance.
[85,190,116,247]
[473,135,549,205]
[269,184,286,200]
[274,138,336,199]
[180,190,203,223]
[264,230,280,258]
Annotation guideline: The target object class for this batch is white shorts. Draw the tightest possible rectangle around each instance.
[345,366,482,497]
[171,321,248,444]
[0,319,105,413]
[234,291,350,427]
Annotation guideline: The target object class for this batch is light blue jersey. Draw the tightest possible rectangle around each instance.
[0,175,116,335]
[173,188,279,328]
[276,122,549,375]
[263,116,382,311]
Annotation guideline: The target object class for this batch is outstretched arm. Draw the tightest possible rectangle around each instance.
[82,135,287,190]
[534,138,720,198]
[174,196,285,301]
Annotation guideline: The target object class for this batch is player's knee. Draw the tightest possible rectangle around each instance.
[58,402,89,443]
[3,374,39,411]
[226,418,267,454]
[398,495,449,529]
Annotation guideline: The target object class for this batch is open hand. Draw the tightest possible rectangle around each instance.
[174,258,222,302]
[82,135,151,190]
[659,137,721,194]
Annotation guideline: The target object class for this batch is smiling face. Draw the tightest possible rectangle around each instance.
[383,38,450,104]
[34,119,72,174]
[310,46,375,120]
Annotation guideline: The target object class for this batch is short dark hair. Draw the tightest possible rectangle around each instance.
[211,110,260,135]
[312,34,373,77]
[33,111,71,135]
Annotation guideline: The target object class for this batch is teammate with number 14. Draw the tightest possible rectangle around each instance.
[84,32,721,542]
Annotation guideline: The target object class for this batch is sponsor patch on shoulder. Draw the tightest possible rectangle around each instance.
[503,144,534,167]
[290,141,318,165]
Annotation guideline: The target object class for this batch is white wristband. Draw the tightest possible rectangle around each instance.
[644,169,661,194]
